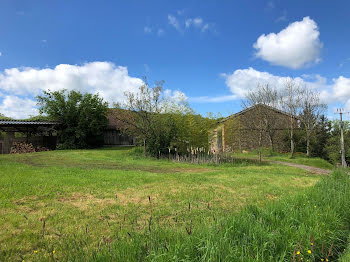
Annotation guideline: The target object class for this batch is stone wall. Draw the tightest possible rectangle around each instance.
[210,105,296,153]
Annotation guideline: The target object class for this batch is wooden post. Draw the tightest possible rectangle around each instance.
[337,109,347,168]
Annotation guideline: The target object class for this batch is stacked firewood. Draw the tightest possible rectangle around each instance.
[36,146,50,152]
[10,142,49,154]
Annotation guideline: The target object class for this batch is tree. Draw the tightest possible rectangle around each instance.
[113,78,165,156]
[243,84,280,161]
[37,90,109,149]
[281,79,303,158]
[114,78,215,157]
[299,87,326,157]
[0,113,12,120]
[311,115,331,158]
[326,120,350,164]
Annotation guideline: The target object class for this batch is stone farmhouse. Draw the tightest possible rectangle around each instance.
[210,104,298,153]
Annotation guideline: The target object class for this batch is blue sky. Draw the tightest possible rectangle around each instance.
[1,0,350,119]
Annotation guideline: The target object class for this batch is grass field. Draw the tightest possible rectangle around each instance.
[232,148,334,170]
[0,147,334,261]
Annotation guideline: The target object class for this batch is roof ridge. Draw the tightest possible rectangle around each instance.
[219,104,295,123]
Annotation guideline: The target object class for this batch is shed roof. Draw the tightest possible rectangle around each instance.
[0,120,60,126]
[0,120,60,133]
[219,104,297,123]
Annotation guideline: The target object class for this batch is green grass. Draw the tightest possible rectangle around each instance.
[0,147,324,261]
[233,148,334,170]
[341,237,350,262]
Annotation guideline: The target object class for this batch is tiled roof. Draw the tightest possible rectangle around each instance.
[0,120,60,125]
[219,104,298,123]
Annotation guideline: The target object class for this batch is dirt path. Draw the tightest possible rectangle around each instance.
[270,161,332,175]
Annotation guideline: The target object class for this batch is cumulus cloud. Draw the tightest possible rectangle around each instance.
[221,67,304,98]
[253,17,323,69]
[189,95,238,103]
[331,76,350,102]
[0,62,143,103]
[0,61,188,119]
[0,62,144,118]
[0,95,38,119]
[221,67,350,114]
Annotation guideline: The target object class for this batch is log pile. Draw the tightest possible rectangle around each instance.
[10,142,49,154]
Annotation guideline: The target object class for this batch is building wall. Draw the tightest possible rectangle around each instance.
[103,129,135,146]
[211,106,295,153]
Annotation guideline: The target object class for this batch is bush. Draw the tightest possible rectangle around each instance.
[37,90,109,149]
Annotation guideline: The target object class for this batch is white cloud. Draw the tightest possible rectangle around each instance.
[339,58,350,68]
[221,67,333,102]
[157,28,164,36]
[185,17,203,28]
[275,10,287,23]
[177,9,185,16]
[201,24,210,32]
[221,67,350,115]
[144,26,152,34]
[253,17,323,69]
[189,95,238,103]
[266,1,275,10]
[168,13,213,34]
[331,76,350,102]
[222,67,297,98]
[0,52,2,57]
[168,14,181,32]
[0,62,144,118]
[0,62,189,119]
[164,89,188,103]
[0,95,38,119]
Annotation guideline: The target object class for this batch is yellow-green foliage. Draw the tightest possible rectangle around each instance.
[223,116,241,151]
[168,113,217,152]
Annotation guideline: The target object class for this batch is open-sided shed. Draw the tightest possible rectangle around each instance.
[0,120,59,154]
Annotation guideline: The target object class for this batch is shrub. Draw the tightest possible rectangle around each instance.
[37,90,108,149]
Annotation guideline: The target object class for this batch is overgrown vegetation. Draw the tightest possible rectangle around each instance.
[0,113,12,120]
[113,79,216,157]
[0,147,324,261]
[37,89,109,149]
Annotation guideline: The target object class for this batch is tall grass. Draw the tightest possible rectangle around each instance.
[78,170,350,261]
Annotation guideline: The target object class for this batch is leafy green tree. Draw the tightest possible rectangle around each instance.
[113,79,165,156]
[0,113,12,120]
[37,90,109,149]
[310,115,331,158]
[325,120,350,164]
[113,78,216,157]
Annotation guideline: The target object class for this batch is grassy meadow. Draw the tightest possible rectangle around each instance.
[232,148,334,170]
[0,147,348,261]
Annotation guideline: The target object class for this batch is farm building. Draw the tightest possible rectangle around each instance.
[0,110,134,154]
[210,104,298,153]
[0,120,58,154]
[104,109,135,146]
